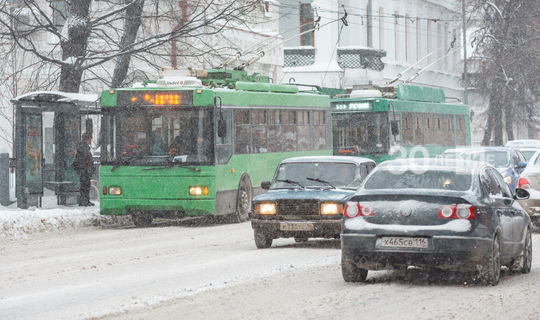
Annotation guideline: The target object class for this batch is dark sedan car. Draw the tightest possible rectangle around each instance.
[251,156,376,249]
[341,158,532,285]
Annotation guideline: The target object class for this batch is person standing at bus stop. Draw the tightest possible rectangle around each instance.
[73,132,95,206]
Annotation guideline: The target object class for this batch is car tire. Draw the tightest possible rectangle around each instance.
[235,176,252,223]
[521,228,532,274]
[132,212,152,227]
[484,235,501,286]
[254,230,272,249]
[341,252,368,282]
[294,237,308,243]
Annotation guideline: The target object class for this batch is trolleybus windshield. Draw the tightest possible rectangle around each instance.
[101,107,214,166]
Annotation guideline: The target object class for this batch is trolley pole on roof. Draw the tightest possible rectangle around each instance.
[462,0,468,105]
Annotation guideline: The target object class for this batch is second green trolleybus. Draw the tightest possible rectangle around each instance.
[99,69,331,226]
[332,83,471,163]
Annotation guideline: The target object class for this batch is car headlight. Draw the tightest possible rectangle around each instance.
[320,202,344,215]
[503,176,512,184]
[255,202,276,215]
[109,186,122,195]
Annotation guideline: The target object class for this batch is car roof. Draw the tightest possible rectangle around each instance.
[517,147,540,151]
[446,146,516,154]
[378,158,487,171]
[280,156,375,165]
[505,139,540,147]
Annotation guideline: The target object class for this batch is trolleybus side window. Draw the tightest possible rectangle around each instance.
[297,110,310,150]
[234,110,251,154]
[267,110,280,152]
[252,110,267,153]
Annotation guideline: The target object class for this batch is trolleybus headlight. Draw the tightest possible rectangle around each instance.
[109,186,122,195]
[255,202,276,215]
[189,186,203,196]
[320,202,343,215]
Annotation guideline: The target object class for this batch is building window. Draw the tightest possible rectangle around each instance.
[416,18,421,62]
[51,0,68,29]
[426,20,432,64]
[404,15,409,63]
[378,7,384,50]
[394,11,400,63]
[300,3,314,46]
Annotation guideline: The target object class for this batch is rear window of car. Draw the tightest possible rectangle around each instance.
[521,150,537,162]
[364,168,473,191]
[459,151,509,168]
[535,155,540,167]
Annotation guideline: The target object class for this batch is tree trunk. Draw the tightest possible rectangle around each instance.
[504,102,514,141]
[111,0,146,88]
[59,0,93,93]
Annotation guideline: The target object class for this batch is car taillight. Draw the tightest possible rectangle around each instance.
[344,202,375,218]
[518,177,530,189]
[438,204,475,219]
[103,186,107,195]
[344,202,359,218]
[359,204,375,216]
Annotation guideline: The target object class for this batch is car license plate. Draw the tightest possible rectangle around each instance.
[279,222,314,231]
[376,236,428,249]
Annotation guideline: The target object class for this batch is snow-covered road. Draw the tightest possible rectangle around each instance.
[1,220,539,320]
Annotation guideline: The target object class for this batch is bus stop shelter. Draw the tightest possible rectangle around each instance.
[11,91,100,209]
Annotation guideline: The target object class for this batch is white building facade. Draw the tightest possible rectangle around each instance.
[279,0,465,112]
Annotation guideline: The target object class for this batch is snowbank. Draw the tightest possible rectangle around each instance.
[0,206,102,239]
[0,199,132,239]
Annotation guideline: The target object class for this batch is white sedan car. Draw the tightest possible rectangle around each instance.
[519,150,540,225]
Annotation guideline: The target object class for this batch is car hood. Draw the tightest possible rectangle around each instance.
[253,188,355,202]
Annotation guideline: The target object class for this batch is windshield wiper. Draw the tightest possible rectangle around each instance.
[142,163,201,172]
[306,177,335,189]
[276,179,305,189]
[111,154,145,172]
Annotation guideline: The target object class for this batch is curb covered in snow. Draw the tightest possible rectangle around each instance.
[0,205,131,239]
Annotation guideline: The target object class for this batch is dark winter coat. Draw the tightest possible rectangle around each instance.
[73,142,94,177]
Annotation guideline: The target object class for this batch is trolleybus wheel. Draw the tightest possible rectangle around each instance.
[235,176,252,223]
[132,212,152,227]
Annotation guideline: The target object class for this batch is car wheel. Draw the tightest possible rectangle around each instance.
[341,252,368,282]
[294,237,308,243]
[521,228,532,274]
[132,212,152,227]
[484,235,501,286]
[254,230,272,249]
[235,177,252,223]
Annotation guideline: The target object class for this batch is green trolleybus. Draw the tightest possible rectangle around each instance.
[99,69,331,226]
[332,84,470,163]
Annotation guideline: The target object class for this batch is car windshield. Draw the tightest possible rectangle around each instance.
[364,168,472,191]
[272,162,359,189]
[458,150,510,168]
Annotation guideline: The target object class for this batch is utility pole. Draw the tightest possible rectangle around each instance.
[462,0,468,105]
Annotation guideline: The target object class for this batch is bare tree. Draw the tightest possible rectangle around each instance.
[0,0,264,93]
[468,0,540,145]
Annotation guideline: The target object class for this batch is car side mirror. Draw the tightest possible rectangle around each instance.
[514,188,530,200]
[515,161,527,169]
[261,181,271,190]
[391,120,399,135]
[218,117,227,138]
